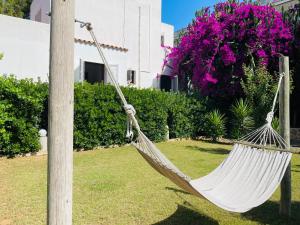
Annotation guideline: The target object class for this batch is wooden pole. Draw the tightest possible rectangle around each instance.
[279,56,291,217]
[47,0,75,225]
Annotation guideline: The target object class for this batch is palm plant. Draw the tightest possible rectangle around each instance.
[271,117,280,133]
[231,99,254,139]
[204,110,226,142]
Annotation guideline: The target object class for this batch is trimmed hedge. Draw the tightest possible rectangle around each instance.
[0,77,207,156]
[0,76,48,156]
[74,83,207,149]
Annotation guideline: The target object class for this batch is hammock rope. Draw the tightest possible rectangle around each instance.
[75,20,293,213]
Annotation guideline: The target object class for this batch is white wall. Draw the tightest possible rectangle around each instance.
[74,0,167,88]
[273,0,298,11]
[0,14,50,81]
[161,23,174,48]
[30,0,50,23]
[3,0,174,89]
[0,14,129,84]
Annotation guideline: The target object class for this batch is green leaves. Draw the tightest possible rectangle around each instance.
[0,76,47,156]
[73,83,205,149]
[241,64,278,127]
[230,99,254,139]
[0,77,207,155]
[0,0,32,18]
[203,110,226,142]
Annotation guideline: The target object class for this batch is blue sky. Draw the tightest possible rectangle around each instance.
[162,0,220,31]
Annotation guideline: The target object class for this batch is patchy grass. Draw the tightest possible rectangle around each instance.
[0,140,299,225]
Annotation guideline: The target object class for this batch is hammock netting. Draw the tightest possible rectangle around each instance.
[76,20,292,213]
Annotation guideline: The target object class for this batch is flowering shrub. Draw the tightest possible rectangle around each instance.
[168,1,292,97]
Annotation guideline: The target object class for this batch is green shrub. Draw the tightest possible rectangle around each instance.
[272,117,280,133]
[124,88,169,142]
[187,95,209,138]
[241,65,278,127]
[203,110,226,142]
[74,83,206,149]
[166,93,192,139]
[74,83,126,149]
[0,77,208,156]
[230,99,254,139]
[0,76,48,156]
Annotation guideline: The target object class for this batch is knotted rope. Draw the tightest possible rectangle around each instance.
[75,20,140,141]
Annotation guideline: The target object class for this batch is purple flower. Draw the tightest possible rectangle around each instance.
[220,45,236,66]
[166,1,293,98]
[203,73,218,84]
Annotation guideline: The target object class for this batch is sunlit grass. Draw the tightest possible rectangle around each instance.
[0,140,299,225]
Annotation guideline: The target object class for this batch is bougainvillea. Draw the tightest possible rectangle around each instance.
[167,1,293,98]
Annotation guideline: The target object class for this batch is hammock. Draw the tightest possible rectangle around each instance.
[75,20,292,213]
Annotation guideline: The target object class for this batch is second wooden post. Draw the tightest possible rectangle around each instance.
[279,56,291,217]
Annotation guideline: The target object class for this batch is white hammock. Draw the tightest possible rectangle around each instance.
[76,20,292,213]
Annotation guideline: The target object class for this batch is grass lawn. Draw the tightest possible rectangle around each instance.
[0,140,299,225]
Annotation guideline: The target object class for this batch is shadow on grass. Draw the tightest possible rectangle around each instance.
[165,187,300,225]
[186,146,230,155]
[152,204,219,225]
[291,165,300,172]
[165,187,191,195]
[156,187,218,224]
[243,200,300,225]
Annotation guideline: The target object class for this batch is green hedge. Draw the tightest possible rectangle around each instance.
[0,76,48,156]
[0,77,207,156]
[74,83,207,149]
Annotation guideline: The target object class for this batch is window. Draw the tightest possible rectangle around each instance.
[84,62,105,84]
[160,75,178,92]
[160,75,171,91]
[161,35,165,46]
[127,70,136,85]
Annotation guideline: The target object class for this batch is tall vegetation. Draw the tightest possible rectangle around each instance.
[230,99,254,139]
[0,76,47,156]
[203,110,226,141]
[0,77,207,156]
[241,64,278,127]
[167,1,292,98]
[0,0,32,18]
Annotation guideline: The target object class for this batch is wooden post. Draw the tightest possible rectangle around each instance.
[279,56,291,217]
[47,1,75,225]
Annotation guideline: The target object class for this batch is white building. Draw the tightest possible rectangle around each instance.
[272,0,298,11]
[0,0,174,89]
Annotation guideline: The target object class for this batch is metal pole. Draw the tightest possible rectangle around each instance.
[47,0,75,224]
[279,56,291,217]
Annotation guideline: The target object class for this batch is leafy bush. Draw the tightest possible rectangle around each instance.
[241,65,278,127]
[165,92,207,139]
[203,110,226,142]
[124,88,169,142]
[0,77,208,155]
[272,117,280,133]
[0,76,48,156]
[74,83,207,149]
[230,99,254,139]
[74,83,126,149]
